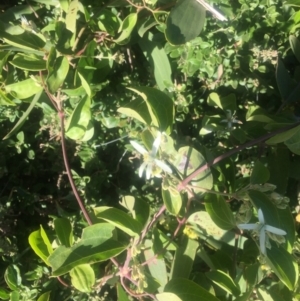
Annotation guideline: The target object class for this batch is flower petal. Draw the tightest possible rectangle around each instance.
[130,140,148,155]
[238,223,258,230]
[265,225,287,235]
[259,226,266,254]
[146,161,153,179]
[258,208,265,224]
[154,159,172,174]
[139,161,147,178]
[150,133,161,157]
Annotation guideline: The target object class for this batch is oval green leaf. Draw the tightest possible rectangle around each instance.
[204,193,236,230]
[94,206,143,237]
[165,0,206,45]
[70,264,95,293]
[54,217,73,247]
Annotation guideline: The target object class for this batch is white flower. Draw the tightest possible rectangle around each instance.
[130,133,172,180]
[238,208,287,255]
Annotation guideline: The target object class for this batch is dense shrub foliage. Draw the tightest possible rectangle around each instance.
[1,0,300,300]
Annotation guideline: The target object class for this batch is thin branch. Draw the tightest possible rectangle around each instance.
[178,121,300,191]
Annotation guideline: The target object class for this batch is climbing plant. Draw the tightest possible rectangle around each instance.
[1,0,300,300]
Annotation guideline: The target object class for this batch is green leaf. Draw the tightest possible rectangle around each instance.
[128,86,174,134]
[48,223,126,276]
[250,161,270,184]
[138,31,172,91]
[289,35,300,63]
[78,72,92,97]
[4,265,21,291]
[162,188,182,216]
[174,146,213,193]
[165,0,206,45]
[10,53,46,71]
[156,292,183,301]
[46,56,69,93]
[266,246,298,290]
[276,57,297,102]
[204,193,236,230]
[170,236,198,279]
[117,98,152,125]
[9,291,19,301]
[28,225,53,265]
[285,128,300,155]
[0,30,46,51]
[0,287,10,300]
[5,78,43,99]
[119,195,150,227]
[117,283,131,301]
[0,89,16,106]
[144,239,168,292]
[94,206,143,237]
[98,9,121,36]
[66,0,78,33]
[54,218,73,247]
[243,263,263,288]
[265,124,300,144]
[3,91,43,140]
[37,291,51,301]
[206,270,240,296]
[267,146,290,194]
[164,278,220,301]
[114,13,138,44]
[65,96,91,140]
[70,264,95,293]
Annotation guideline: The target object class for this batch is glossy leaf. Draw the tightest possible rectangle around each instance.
[66,0,78,34]
[276,57,297,102]
[266,246,298,290]
[65,96,91,140]
[250,161,270,184]
[37,291,51,301]
[70,264,95,293]
[10,53,46,71]
[46,56,69,93]
[78,72,92,97]
[128,86,174,133]
[4,265,21,291]
[156,293,183,301]
[114,13,137,44]
[117,283,131,301]
[28,225,53,265]
[0,30,46,51]
[119,195,150,227]
[162,188,182,216]
[174,146,213,192]
[9,291,19,301]
[98,9,121,36]
[54,217,73,247]
[48,223,126,276]
[170,236,198,279]
[144,239,168,292]
[139,31,172,91]
[204,193,236,230]
[206,270,240,296]
[117,97,152,125]
[265,124,300,144]
[3,90,43,140]
[0,89,16,106]
[94,206,143,237]
[289,35,300,63]
[165,0,206,45]
[164,278,220,301]
[5,78,43,99]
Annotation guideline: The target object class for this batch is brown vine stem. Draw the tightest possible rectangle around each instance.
[178,121,300,191]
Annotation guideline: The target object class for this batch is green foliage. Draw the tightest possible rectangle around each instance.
[1,0,300,300]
